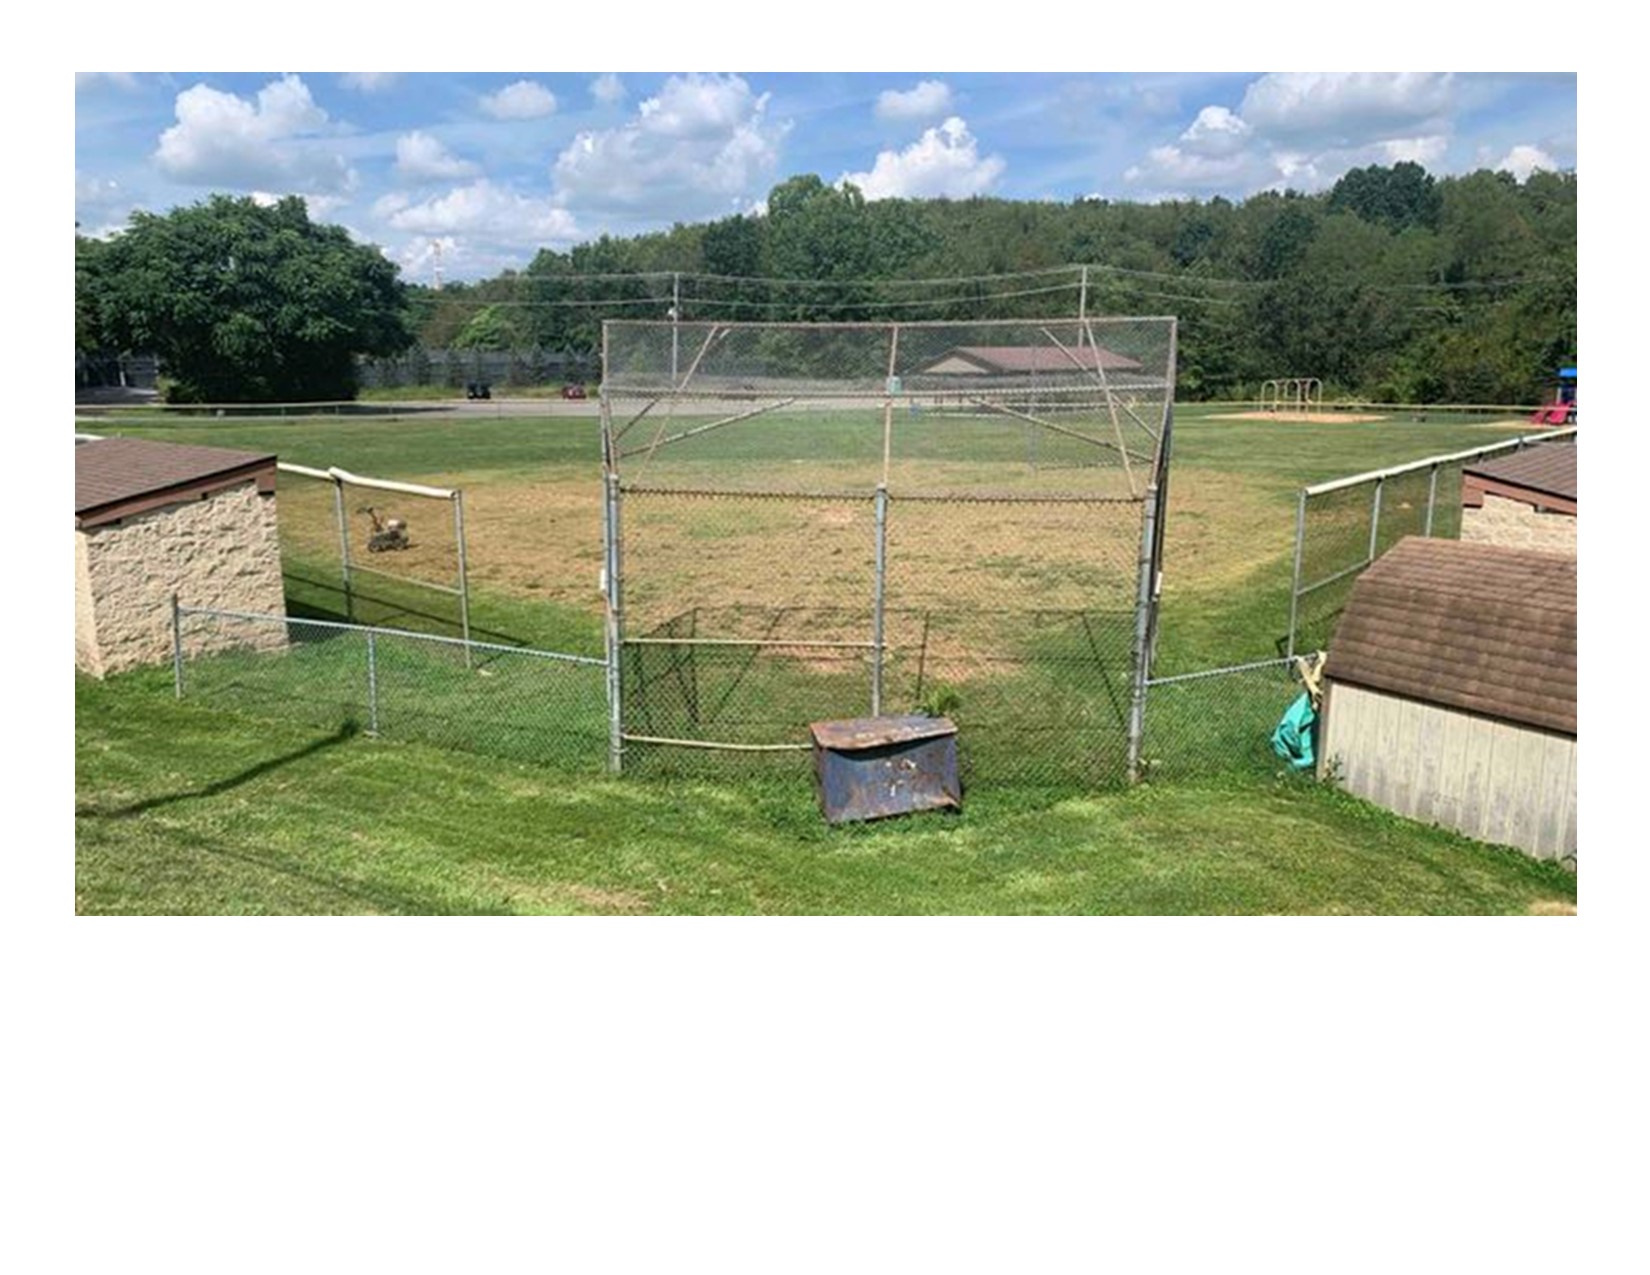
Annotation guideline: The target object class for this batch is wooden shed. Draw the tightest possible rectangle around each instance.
[1318,538,1576,865]
[76,437,286,677]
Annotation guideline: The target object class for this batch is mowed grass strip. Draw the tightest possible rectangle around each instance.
[77,669,1576,916]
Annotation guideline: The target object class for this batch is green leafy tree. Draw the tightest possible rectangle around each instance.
[85,194,414,402]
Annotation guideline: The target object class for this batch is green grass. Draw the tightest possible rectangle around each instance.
[76,668,1576,915]
[75,404,1566,913]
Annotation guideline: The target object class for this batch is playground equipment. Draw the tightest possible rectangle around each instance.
[1529,365,1577,426]
[1260,377,1323,414]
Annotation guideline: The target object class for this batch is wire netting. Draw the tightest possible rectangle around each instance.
[271,469,469,638]
[1139,660,1306,783]
[605,318,1175,787]
[176,609,606,771]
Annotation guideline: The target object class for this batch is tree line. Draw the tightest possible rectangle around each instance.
[77,163,1575,404]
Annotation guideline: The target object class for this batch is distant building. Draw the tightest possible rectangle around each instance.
[916,345,1142,377]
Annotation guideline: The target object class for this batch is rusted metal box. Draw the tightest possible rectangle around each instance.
[809,715,961,824]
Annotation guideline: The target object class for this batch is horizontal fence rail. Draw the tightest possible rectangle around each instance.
[1287,427,1576,656]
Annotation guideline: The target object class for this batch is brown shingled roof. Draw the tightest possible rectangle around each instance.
[1463,442,1577,502]
[1326,537,1575,735]
[77,437,276,529]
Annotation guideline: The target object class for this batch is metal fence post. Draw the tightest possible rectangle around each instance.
[1286,488,1307,661]
[603,469,624,775]
[366,629,379,736]
[172,594,184,699]
[1368,476,1385,561]
[453,490,472,668]
[1424,463,1440,537]
[333,476,354,622]
[872,485,888,716]
[1127,482,1161,784]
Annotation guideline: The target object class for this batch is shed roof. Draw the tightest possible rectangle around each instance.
[923,345,1142,374]
[76,437,276,529]
[1463,443,1577,503]
[1326,537,1575,735]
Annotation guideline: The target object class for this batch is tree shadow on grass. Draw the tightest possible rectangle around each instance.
[75,722,361,820]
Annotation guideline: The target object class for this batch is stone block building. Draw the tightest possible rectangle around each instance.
[75,438,286,677]
[1460,442,1576,556]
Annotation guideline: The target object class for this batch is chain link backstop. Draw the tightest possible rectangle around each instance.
[601,318,1177,786]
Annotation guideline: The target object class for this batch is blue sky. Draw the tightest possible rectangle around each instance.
[74,72,1577,283]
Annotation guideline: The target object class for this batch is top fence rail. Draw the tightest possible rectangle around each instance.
[1304,426,1577,496]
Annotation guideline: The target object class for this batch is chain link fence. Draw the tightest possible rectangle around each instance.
[1287,427,1576,655]
[602,317,1176,786]
[1138,658,1306,782]
[173,605,606,770]
[273,463,471,642]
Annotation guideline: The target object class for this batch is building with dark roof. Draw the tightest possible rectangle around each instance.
[1461,441,1577,556]
[917,345,1143,376]
[1319,537,1576,864]
[75,437,286,677]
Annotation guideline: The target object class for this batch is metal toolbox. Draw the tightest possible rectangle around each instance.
[809,715,961,824]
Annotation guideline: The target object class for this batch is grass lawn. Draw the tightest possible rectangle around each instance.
[75,404,1571,913]
[76,667,1575,915]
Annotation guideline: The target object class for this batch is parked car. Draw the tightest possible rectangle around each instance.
[561,383,588,400]
[465,381,492,400]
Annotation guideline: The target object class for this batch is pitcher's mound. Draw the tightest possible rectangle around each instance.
[1207,410,1388,424]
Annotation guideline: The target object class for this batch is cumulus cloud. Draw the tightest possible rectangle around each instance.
[841,117,1005,200]
[1496,143,1558,180]
[250,190,352,221]
[381,179,579,247]
[154,74,354,194]
[552,73,786,217]
[591,73,626,106]
[875,80,954,122]
[395,131,481,182]
[1240,72,1455,145]
[339,72,398,94]
[1125,73,1467,198]
[1180,106,1251,157]
[481,80,558,120]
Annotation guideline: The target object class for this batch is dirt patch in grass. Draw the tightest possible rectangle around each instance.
[1527,899,1577,915]
[1206,411,1389,424]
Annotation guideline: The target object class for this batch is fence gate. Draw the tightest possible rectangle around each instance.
[600,317,1178,786]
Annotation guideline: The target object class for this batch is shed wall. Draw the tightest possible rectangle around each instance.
[1460,493,1577,557]
[77,479,287,678]
[1320,681,1576,864]
[74,529,102,676]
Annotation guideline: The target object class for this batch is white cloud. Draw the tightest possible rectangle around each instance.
[591,73,627,106]
[76,72,138,91]
[552,74,786,216]
[480,80,558,120]
[875,80,954,122]
[1496,143,1559,181]
[1180,106,1251,157]
[1240,72,1455,145]
[154,74,354,194]
[249,190,352,221]
[339,73,398,94]
[840,117,1006,200]
[382,180,579,247]
[1125,73,1466,199]
[395,131,481,182]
